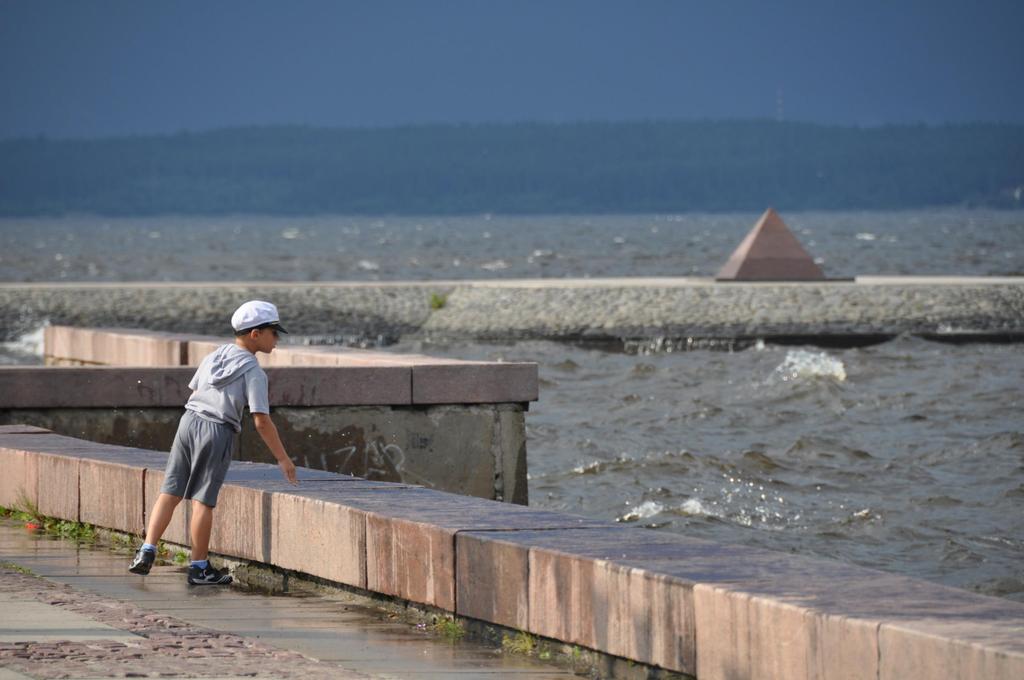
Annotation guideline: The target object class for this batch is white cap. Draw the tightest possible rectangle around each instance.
[231,300,288,333]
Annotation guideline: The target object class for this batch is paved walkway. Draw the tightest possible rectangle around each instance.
[0,522,580,679]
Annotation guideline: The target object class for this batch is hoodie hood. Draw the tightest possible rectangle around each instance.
[207,344,259,387]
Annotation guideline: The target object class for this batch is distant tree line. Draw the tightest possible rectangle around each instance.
[0,120,1021,215]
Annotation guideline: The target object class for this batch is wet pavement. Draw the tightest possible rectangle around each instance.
[0,521,582,679]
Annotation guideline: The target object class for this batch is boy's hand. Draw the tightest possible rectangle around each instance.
[279,458,298,485]
[253,413,298,485]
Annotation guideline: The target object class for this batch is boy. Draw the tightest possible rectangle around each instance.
[129,300,298,585]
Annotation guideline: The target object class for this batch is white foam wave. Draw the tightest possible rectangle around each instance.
[678,498,712,516]
[572,460,603,475]
[618,497,719,521]
[618,500,664,522]
[0,324,46,364]
[774,349,847,382]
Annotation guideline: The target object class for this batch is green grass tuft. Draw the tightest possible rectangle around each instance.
[0,560,33,575]
[109,532,135,549]
[44,518,96,543]
[14,490,42,523]
[429,293,447,310]
[431,615,465,641]
[2,497,98,544]
[502,631,536,655]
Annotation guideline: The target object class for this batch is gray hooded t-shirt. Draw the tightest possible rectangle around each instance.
[185,344,270,432]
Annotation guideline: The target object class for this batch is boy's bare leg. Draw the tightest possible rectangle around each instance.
[189,500,215,561]
[143,493,182,546]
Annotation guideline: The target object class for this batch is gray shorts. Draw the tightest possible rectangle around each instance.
[160,410,236,508]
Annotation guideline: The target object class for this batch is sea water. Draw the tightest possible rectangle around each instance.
[0,208,1021,281]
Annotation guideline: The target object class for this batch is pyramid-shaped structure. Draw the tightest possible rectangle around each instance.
[716,208,826,281]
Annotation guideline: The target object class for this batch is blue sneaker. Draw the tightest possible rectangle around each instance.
[128,548,155,575]
[187,563,233,586]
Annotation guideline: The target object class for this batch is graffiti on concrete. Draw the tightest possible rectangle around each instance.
[335,439,405,480]
[328,424,406,482]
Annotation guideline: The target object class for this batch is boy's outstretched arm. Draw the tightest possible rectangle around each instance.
[253,413,298,484]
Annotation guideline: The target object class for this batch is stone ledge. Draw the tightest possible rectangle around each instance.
[0,366,413,407]
[45,326,192,366]
[412,363,538,404]
[0,367,194,408]
[0,424,51,434]
[457,527,702,673]
[2,429,1022,680]
[41,326,539,406]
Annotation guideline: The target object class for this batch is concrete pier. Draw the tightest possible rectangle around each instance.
[1,427,1022,679]
[2,277,1023,345]
[0,327,538,503]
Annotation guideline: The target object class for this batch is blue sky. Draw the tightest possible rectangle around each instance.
[1,0,1022,139]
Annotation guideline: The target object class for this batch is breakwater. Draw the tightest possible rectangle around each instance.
[2,277,1023,346]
